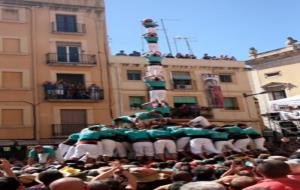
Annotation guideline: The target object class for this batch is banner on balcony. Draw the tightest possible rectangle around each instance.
[202,74,224,108]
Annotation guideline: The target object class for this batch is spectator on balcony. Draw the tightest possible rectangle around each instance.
[43,81,55,100]
[55,80,64,99]
[88,84,101,100]
[27,145,56,166]
[129,51,141,57]
[66,83,75,99]
[116,50,127,56]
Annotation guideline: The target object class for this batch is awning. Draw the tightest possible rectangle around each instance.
[172,72,191,80]
[262,82,296,92]
[174,96,197,103]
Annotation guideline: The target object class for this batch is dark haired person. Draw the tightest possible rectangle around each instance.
[0,177,24,190]
[244,160,300,190]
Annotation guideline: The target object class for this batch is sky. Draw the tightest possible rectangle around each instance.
[105,0,300,61]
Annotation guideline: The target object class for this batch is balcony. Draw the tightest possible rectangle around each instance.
[52,124,90,137]
[43,82,104,102]
[171,106,213,119]
[51,22,86,34]
[47,53,97,66]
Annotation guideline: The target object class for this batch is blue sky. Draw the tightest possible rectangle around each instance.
[105,0,300,60]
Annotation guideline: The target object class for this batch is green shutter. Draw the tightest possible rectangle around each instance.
[174,96,197,103]
[129,96,144,107]
[172,72,191,80]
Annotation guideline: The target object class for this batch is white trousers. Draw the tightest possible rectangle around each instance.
[253,137,267,151]
[102,139,116,157]
[146,65,164,77]
[72,143,102,159]
[154,139,177,154]
[64,146,75,160]
[234,138,251,152]
[190,138,220,154]
[149,90,166,103]
[177,137,191,152]
[214,140,241,153]
[148,43,159,53]
[133,142,154,157]
[115,142,133,158]
[58,143,71,157]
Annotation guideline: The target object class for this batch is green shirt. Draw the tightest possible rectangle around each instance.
[147,129,172,138]
[179,128,212,136]
[125,129,150,141]
[79,130,102,140]
[210,131,229,140]
[28,146,55,158]
[68,133,80,141]
[223,126,243,134]
[144,105,171,114]
[113,116,134,124]
[144,80,166,88]
[242,127,260,135]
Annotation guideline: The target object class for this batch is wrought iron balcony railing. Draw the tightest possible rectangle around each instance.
[47,53,97,65]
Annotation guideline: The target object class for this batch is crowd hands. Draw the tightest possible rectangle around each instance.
[1,115,300,190]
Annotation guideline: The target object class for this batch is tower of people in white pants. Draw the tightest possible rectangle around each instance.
[142,19,170,113]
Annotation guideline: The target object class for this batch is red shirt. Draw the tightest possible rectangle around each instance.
[243,177,300,190]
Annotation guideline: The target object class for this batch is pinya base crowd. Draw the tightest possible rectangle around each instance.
[1,112,300,190]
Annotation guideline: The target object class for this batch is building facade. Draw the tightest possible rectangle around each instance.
[246,38,300,127]
[0,0,112,143]
[110,55,260,129]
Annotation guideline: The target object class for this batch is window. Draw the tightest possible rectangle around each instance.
[127,70,141,80]
[129,96,145,109]
[219,74,232,83]
[3,38,20,53]
[2,8,19,21]
[56,15,77,32]
[56,73,84,85]
[2,72,22,89]
[265,71,281,78]
[224,97,239,110]
[271,90,286,100]
[173,96,198,108]
[172,72,192,89]
[56,42,81,63]
[2,109,23,127]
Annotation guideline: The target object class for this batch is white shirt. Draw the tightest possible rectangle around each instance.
[189,116,211,127]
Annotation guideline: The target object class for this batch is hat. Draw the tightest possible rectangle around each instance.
[59,166,81,176]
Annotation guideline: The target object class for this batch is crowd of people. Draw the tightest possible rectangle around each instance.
[1,112,300,190]
[202,54,237,61]
[115,50,197,60]
[43,81,102,100]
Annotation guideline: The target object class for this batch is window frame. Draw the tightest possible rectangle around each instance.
[1,8,19,21]
[219,74,233,83]
[172,71,192,89]
[127,70,142,80]
[271,90,287,100]
[129,96,145,109]
[56,14,77,33]
[223,97,240,110]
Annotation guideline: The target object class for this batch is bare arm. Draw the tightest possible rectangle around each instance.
[121,170,137,190]
[0,159,15,177]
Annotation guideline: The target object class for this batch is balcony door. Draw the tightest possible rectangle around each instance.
[60,109,87,135]
[57,42,81,63]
